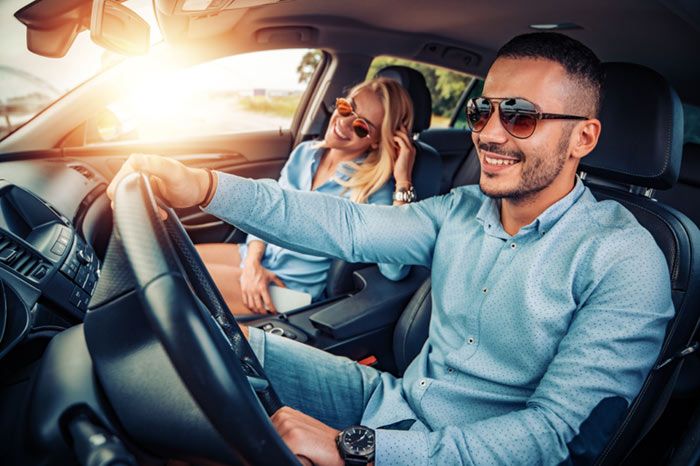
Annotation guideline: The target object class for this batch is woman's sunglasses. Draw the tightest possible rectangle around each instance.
[466,97,588,139]
[335,97,373,139]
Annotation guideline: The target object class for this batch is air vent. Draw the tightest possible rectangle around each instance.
[67,163,95,181]
[0,233,48,282]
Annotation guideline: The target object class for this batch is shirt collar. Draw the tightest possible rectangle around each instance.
[312,147,369,182]
[476,176,586,238]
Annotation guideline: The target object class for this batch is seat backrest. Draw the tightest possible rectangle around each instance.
[418,127,474,194]
[325,66,442,297]
[651,142,700,398]
[580,63,700,465]
[392,62,700,464]
[655,143,700,228]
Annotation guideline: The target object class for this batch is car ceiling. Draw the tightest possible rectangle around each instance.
[153,0,700,105]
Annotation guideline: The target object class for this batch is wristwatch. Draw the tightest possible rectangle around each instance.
[336,425,376,465]
[393,185,417,203]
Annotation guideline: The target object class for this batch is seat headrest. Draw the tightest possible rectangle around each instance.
[580,62,684,190]
[375,65,432,133]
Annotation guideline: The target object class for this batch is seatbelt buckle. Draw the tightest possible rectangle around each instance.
[654,341,699,370]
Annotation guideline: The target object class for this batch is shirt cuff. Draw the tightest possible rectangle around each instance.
[374,429,429,465]
[201,171,257,221]
[247,326,266,365]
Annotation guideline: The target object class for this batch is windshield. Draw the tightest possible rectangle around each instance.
[0,0,159,140]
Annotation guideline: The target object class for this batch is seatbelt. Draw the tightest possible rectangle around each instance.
[654,341,699,370]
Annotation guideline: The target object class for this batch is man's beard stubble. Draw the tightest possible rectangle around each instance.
[478,131,570,203]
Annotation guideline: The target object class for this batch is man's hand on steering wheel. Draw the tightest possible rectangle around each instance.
[108,154,255,337]
[106,153,212,210]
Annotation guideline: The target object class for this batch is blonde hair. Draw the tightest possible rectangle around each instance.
[321,77,414,204]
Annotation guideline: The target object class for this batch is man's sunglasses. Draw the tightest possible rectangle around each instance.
[335,97,373,139]
[466,97,588,139]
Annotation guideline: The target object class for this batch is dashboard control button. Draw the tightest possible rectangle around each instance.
[77,249,92,265]
[70,286,90,311]
[75,266,89,287]
[84,275,97,294]
[61,261,78,279]
[51,242,67,255]
[69,286,83,305]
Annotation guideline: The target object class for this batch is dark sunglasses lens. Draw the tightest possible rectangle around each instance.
[352,119,370,138]
[499,98,538,138]
[466,98,492,132]
[336,98,353,117]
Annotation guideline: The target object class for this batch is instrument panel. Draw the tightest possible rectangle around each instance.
[0,159,109,359]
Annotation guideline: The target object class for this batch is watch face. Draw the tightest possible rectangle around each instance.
[341,426,375,457]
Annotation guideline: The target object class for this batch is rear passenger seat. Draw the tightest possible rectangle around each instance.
[418,127,478,193]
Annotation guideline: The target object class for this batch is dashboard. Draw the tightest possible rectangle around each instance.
[0,158,111,359]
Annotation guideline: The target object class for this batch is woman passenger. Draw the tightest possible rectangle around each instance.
[196,77,417,315]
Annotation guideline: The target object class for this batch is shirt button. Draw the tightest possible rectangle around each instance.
[482,288,488,293]
[467,337,476,345]
[447,367,454,373]
[419,379,427,387]
[510,243,517,249]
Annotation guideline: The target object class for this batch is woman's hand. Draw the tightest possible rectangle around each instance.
[392,126,416,187]
[106,153,212,209]
[240,259,286,314]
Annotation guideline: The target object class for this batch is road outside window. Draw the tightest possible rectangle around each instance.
[90,49,321,144]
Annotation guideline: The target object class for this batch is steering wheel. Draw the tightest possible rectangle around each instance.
[112,172,299,464]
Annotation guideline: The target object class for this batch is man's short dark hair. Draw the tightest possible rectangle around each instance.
[496,32,604,117]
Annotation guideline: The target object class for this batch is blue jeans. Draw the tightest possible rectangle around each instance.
[248,327,384,429]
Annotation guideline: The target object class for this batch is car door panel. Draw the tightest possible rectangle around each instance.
[62,130,293,243]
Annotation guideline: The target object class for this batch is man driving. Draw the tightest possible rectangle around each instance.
[107,33,673,465]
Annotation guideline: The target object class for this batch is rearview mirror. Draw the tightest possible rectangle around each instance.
[90,0,150,56]
[14,0,89,58]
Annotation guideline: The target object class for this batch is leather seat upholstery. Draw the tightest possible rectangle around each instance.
[418,128,474,194]
[325,66,442,297]
[391,62,700,465]
[581,63,699,466]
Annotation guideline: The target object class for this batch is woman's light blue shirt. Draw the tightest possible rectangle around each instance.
[238,140,409,300]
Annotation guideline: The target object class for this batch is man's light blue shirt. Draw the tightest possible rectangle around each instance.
[239,140,409,301]
[204,172,674,465]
